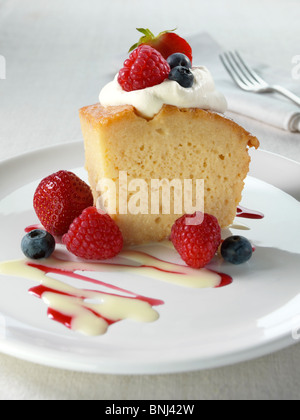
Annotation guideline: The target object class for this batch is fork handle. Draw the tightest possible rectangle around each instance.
[271,85,300,107]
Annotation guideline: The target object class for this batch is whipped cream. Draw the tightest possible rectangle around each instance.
[99,66,227,118]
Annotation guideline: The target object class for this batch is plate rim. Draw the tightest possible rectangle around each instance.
[0,326,297,375]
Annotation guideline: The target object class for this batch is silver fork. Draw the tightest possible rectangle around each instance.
[220,51,300,107]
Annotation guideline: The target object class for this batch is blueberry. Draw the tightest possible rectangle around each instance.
[167,53,192,70]
[21,229,55,260]
[221,236,253,265]
[168,66,194,88]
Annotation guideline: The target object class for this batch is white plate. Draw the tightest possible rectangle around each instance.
[0,142,299,374]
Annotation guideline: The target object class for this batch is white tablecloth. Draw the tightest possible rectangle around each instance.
[0,0,299,400]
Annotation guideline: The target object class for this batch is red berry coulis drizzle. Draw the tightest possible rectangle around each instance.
[24,247,232,334]
[28,262,164,332]
[25,224,42,233]
[236,205,264,220]
[19,204,264,336]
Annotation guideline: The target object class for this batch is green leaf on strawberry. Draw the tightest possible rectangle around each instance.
[129,28,193,64]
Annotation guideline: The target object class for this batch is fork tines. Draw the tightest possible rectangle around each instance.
[220,51,267,90]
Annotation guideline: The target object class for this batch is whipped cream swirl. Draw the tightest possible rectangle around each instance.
[99,66,227,118]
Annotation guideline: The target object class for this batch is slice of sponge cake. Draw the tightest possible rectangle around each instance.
[80,103,259,245]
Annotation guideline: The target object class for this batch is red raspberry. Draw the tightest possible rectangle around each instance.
[33,171,94,237]
[62,207,123,260]
[171,213,221,269]
[118,45,170,92]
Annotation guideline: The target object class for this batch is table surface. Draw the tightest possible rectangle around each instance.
[0,0,299,400]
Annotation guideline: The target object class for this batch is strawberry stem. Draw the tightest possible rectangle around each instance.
[129,27,177,53]
[136,28,155,38]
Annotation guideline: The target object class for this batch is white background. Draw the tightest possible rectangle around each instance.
[0,0,299,400]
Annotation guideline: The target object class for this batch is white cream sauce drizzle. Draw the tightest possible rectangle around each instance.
[0,246,223,336]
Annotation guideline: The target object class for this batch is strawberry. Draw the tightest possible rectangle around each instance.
[33,170,94,237]
[129,28,193,65]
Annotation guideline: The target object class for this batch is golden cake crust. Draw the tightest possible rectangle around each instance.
[79,104,134,127]
[80,103,259,149]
